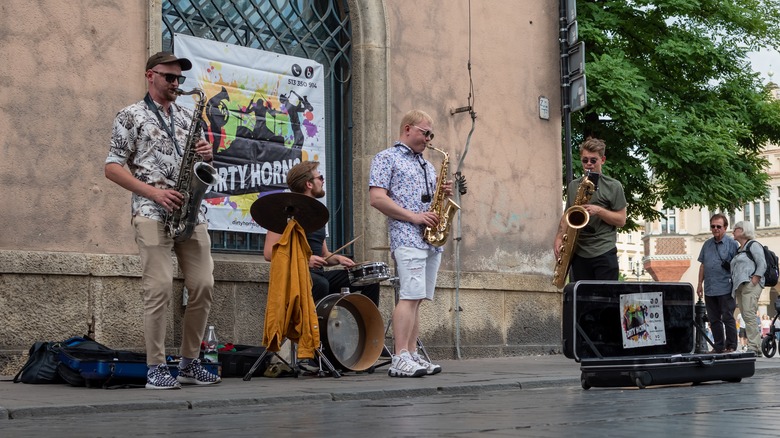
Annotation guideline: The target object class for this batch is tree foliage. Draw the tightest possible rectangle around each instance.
[571,0,780,226]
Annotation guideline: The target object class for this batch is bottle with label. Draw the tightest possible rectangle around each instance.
[204,325,218,363]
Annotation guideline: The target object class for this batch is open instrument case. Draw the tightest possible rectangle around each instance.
[563,281,755,389]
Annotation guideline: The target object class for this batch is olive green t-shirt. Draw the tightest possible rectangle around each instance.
[565,174,627,258]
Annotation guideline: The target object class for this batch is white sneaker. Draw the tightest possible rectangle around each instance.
[412,353,442,375]
[388,351,426,377]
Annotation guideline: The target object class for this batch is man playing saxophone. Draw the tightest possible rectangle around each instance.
[369,109,453,377]
[553,137,627,283]
[105,52,220,389]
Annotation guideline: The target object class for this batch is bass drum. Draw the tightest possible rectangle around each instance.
[316,293,384,371]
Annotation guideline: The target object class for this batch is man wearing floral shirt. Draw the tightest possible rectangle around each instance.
[105,52,220,390]
[369,109,451,378]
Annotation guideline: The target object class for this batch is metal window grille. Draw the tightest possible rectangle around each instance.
[161,0,352,254]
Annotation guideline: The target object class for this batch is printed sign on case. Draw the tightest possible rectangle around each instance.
[620,291,667,348]
[174,34,326,233]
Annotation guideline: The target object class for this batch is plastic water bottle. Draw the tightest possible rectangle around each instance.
[204,325,218,363]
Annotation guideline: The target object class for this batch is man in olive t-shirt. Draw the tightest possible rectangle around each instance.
[553,138,627,281]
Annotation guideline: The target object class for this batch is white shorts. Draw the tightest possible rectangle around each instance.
[393,246,442,301]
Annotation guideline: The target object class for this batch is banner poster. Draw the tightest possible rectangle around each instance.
[174,34,326,233]
[620,291,667,348]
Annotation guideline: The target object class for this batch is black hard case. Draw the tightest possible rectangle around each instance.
[580,352,755,389]
[563,281,695,361]
[563,281,755,389]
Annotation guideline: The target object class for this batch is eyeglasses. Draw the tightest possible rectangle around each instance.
[710,225,723,229]
[151,70,186,84]
[581,157,600,164]
[412,125,434,140]
[310,175,325,182]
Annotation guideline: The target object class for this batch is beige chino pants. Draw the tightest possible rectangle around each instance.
[132,216,214,365]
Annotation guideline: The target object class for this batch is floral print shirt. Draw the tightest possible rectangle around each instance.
[369,142,442,253]
[106,97,206,223]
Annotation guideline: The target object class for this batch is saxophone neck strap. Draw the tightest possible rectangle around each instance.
[144,93,183,157]
[393,141,431,202]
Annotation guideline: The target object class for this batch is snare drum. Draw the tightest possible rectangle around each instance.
[315,293,384,371]
[348,261,390,286]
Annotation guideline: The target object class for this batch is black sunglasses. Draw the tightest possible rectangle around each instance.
[310,175,324,182]
[710,225,723,229]
[581,157,599,164]
[151,70,186,84]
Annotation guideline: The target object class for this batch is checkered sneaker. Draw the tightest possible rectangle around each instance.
[413,353,442,375]
[388,351,426,377]
[177,359,221,385]
[146,364,182,390]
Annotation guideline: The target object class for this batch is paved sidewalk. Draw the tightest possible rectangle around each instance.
[2,354,780,420]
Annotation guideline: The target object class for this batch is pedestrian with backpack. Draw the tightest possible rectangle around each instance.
[730,221,765,356]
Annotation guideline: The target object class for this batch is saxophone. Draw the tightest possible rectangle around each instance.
[423,145,461,247]
[552,172,599,288]
[164,88,220,242]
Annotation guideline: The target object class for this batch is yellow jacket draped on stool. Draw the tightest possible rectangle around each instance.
[263,219,320,359]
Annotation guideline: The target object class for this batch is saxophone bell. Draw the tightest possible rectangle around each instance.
[565,205,590,229]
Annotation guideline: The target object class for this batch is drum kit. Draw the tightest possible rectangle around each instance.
[244,192,397,378]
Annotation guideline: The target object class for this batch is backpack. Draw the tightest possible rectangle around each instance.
[13,341,62,384]
[13,337,88,384]
[744,240,780,287]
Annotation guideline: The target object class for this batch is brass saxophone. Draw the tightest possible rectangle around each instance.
[164,88,220,242]
[552,172,599,288]
[423,145,461,247]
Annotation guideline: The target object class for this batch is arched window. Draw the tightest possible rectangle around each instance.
[162,0,352,255]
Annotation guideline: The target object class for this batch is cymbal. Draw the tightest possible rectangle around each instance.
[250,192,328,234]
[371,246,391,251]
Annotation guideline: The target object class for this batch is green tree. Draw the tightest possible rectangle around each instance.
[572,0,780,226]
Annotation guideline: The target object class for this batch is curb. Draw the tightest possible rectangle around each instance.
[0,380,566,420]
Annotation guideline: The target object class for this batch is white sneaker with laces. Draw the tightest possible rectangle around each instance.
[388,351,426,377]
[412,353,442,375]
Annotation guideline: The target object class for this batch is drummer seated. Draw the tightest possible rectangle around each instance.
[263,161,380,308]
[263,226,380,307]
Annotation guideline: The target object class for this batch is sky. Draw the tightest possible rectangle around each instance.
[748,48,779,84]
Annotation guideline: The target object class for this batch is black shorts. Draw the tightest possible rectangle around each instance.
[739,328,747,338]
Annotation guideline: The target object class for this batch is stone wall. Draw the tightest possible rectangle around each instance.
[0,249,561,375]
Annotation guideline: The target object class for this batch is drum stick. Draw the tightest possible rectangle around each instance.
[324,235,362,262]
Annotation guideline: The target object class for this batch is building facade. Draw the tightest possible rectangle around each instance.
[642,80,780,317]
[0,1,566,373]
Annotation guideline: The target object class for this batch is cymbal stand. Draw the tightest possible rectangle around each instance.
[309,345,342,378]
[243,340,296,381]
[242,339,342,379]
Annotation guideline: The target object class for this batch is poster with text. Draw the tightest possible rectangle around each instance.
[175,34,326,233]
[620,292,667,348]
